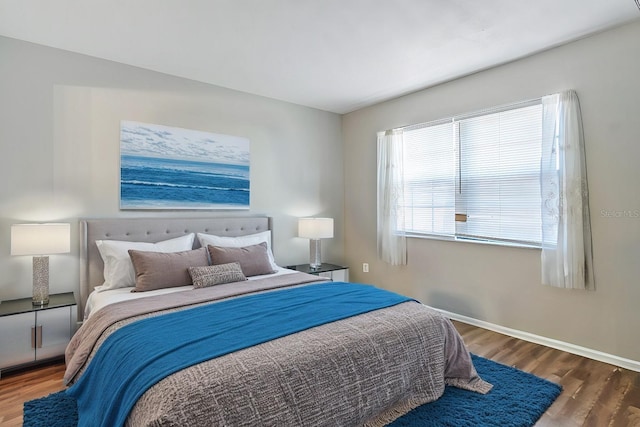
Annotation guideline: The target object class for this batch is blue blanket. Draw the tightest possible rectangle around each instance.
[66,282,414,427]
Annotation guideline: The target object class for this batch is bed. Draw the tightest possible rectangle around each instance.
[65,216,491,427]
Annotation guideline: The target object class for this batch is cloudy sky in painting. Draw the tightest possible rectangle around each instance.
[120,121,250,165]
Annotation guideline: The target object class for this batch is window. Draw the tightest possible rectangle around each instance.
[398,99,543,247]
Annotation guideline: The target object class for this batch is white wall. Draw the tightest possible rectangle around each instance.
[0,36,344,302]
[343,21,640,362]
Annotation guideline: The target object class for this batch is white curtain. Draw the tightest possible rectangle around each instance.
[377,129,407,265]
[540,90,594,290]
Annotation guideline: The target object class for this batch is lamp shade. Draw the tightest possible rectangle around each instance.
[298,218,334,239]
[11,223,71,255]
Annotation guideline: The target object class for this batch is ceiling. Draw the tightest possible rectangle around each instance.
[1,1,638,114]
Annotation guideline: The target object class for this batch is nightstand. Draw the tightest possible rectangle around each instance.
[290,263,349,282]
[0,292,77,376]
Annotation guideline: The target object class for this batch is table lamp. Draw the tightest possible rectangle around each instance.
[298,217,333,269]
[11,223,71,306]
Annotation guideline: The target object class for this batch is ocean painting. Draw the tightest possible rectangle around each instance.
[120,121,250,210]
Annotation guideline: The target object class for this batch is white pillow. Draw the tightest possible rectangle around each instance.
[96,233,195,291]
[197,230,279,270]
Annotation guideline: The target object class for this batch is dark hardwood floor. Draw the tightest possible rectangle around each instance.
[0,360,66,427]
[1,321,638,426]
[453,321,640,427]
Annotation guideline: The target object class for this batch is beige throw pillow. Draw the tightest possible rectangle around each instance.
[128,247,209,292]
[206,242,275,277]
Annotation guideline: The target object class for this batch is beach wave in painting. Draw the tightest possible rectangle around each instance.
[120,155,250,209]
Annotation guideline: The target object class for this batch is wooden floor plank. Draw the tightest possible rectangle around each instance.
[452,320,640,427]
[0,320,638,426]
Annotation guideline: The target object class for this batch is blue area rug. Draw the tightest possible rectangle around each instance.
[387,355,562,427]
[24,354,561,427]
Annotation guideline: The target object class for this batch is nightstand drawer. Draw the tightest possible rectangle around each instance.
[324,268,349,282]
[36,306,75,360]
[0,312,35,368]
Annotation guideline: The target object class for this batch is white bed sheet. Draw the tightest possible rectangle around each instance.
[84,267,298,320]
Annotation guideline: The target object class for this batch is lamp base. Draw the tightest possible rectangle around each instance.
[32,256,50,306]
[309,239,322,269]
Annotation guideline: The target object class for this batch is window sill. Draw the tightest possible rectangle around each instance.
[405,233,541,250]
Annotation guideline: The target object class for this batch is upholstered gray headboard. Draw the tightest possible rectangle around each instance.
[79,217,271,317]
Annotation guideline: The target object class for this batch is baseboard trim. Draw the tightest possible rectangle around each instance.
[437,308,640,373]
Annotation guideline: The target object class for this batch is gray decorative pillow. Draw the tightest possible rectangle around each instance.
[128,247,209,292]
[189,262,247,288]
[206,242,276,277]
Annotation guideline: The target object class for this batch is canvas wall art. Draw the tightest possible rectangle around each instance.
[120,121,250,210]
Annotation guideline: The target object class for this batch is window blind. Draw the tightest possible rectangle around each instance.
[396,99,544,246]
[456,104,542,245]
[402,121,455,236]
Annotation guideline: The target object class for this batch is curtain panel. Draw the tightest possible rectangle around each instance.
[540,90,595,290]
[377,130,407,265]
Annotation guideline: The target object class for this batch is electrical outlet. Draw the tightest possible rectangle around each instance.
[362,263,369,273]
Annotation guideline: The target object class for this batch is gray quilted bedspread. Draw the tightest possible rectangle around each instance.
[65,273,491,426]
